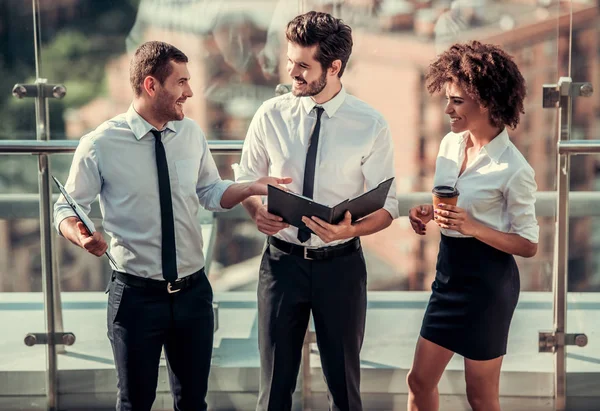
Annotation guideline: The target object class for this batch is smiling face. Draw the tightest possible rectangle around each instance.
[444,82,489,133]
[287,42,328,97]
[151,60,193,123]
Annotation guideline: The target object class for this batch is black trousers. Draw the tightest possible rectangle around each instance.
[257,240,367,411]
[107,271,214,411]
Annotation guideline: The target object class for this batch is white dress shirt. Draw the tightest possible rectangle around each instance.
[54,105,234,280]
[236,87,399,247]
[434,129,539,243]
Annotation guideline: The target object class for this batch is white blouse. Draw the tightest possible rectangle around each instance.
[433,129,539,243]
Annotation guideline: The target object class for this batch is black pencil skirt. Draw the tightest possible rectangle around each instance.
[420,234,520,361]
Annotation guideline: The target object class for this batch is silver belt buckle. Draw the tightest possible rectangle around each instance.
[303,247,313,260]
[167,280,182,294]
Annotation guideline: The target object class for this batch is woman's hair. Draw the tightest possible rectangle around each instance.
[425,41,526,129]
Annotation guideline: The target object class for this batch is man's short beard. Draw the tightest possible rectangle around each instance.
[154,89,182,122]
[292,69,328,97]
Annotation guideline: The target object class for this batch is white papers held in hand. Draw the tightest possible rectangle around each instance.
[52,175,119,269]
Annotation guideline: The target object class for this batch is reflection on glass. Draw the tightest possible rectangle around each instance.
[0,2,46,404]
[284,0,599,293]
[0,0,598,294]
[567,0,600,297]
[0,2,37,141]
[0,0,599,408]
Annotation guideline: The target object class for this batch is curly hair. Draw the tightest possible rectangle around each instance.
[425,41,526,129]
[286,11,353,77]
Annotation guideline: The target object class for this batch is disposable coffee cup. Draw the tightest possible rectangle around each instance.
[432,185,459,209]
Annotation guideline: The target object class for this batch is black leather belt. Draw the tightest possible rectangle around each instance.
[113,268,205,294]
[268,236,361,261]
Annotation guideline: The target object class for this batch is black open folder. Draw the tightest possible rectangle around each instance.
[267,177,394,232]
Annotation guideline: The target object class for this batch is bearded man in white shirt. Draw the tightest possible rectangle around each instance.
[236,11,399,411]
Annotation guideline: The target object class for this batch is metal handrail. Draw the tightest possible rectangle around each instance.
[558,140,600,154]
[3,191,600,219]
[3,141,600,219]
[0,139,245,155]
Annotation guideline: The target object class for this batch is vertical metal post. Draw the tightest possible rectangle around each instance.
[553,77,572,411]
[31,0,59,409]
[34,78,66,355]
[541,79,593,410]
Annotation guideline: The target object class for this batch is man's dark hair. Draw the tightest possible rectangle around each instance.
[130,41,188,97]
[425,41,526,129]
[285,11,353,77]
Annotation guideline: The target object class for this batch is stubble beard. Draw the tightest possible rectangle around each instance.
[154,89,183,124]
[292,70,328,97]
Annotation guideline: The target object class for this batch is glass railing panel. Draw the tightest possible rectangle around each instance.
[0,213,47,408]
[7,0,591,407]
[566,163,600,408]
[0,1,49,408]
[291,0,565,292]
[565,0,600,286]
[34,0,298,293]
[0,1,37,141]
[565,0,600,403]
[31,0,301,408]
[37,1,140,141]
[565,216,600,409]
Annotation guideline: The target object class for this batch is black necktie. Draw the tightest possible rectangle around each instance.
[298,107,325,243]
[151,130,178,283]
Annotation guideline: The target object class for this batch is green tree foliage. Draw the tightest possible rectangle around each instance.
[40,31,105,109]
[0,1,139,191]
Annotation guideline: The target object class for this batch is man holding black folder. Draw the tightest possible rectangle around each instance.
[53,41,289,411]
[237,12,399,411]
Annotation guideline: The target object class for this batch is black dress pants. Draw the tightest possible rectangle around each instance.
[107,271,214,411]
[256,240,367,411]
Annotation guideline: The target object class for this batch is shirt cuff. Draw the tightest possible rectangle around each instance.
[232,163,261,183]
[54,208,77,235]
[235,175,256,183]
[511,224,539,244]
[211,179,236,212]
[383,198,400,220]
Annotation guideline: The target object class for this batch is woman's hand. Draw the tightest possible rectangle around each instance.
[434,203,481,237]
[408,204,434,235]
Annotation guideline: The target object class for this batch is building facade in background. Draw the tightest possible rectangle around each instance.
[1,0,599,293]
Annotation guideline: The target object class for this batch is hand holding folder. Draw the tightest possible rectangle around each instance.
[267,177,394,233]
[52,176,119,268]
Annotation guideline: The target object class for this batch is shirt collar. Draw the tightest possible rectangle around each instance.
[300,86,347,118]
[126,105,178,140]
[481,128,510,163]
[460,128,509,163]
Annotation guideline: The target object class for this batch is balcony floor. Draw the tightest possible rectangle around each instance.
[1,291,599,410]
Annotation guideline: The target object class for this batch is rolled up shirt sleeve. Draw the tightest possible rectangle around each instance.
[361,121,399,219]
[505,165,539,243]
[195,133,234,212]
[53,136,102,234]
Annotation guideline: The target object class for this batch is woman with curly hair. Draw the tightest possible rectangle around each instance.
[406,41,539,411]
